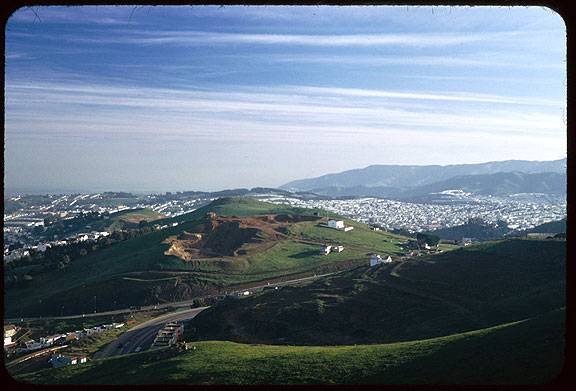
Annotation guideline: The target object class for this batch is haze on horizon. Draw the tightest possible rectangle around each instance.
[4,6,566,193]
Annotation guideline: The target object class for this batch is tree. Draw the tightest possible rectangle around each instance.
[416,232,440,246]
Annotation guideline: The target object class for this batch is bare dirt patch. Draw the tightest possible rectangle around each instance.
[163,214,316,262]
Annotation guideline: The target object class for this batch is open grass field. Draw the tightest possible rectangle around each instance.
[14,308,565,385]
[5,198,409,317]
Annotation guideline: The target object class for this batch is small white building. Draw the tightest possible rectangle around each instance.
[322,245,332,255]
[328,220,345,229]
[4,325,17,340]
[334,245,344,253]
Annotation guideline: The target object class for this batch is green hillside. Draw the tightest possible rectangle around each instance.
[5,197,409,317]
[16,308,565,385]
[191,239,565,345]
[526,218,566,234]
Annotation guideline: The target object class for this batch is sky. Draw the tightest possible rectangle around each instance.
[4,5,567,193]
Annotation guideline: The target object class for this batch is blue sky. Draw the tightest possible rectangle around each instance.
[5,6,566,193]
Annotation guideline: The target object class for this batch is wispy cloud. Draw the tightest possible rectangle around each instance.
[270,85,564,107]
[5,81,565,145]
[45,29,553,48]
[260,53,563,70]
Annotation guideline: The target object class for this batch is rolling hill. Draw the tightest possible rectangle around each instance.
[191,239,565,346]
[10,233,565,385]
[15,308,564,384]
[4,197,410,317]
[281,158,566,191]
[291,171,566,199]
[526,218,567,234]
[424,218,510,241]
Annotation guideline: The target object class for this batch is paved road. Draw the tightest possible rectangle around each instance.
[91,272,342,359]
[93,307,208,359]
[5,271,341,323]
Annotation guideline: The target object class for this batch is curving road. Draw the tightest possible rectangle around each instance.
[93,307,209,359]
[6,271,342,323]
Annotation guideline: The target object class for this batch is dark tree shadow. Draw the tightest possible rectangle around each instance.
[288,250,319,259]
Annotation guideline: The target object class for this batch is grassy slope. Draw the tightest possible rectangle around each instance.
[5,198,408,317]
[103,208,164,230]
[192,239,565,345]
[15,308,565,385]
[526,218,566,234]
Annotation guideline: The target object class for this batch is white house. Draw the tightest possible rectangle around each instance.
[328,220,345,229]
[334,245,344,253]
[322,245,332,255]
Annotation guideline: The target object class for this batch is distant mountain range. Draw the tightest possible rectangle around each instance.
[280,159,566,198]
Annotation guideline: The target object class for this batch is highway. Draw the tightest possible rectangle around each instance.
[93,307,208,359]
[92,272,345,358]
[5,270,341,323]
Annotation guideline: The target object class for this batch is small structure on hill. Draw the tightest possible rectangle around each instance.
[49,354,87,368]
[324,220,354,232]
[328,220,345,229]
[370,254,392,267]
[321,245,345,255]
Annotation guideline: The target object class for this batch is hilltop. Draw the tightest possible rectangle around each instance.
[16,308,564,384]
[5,197,410,317]
[191,239,565,345]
